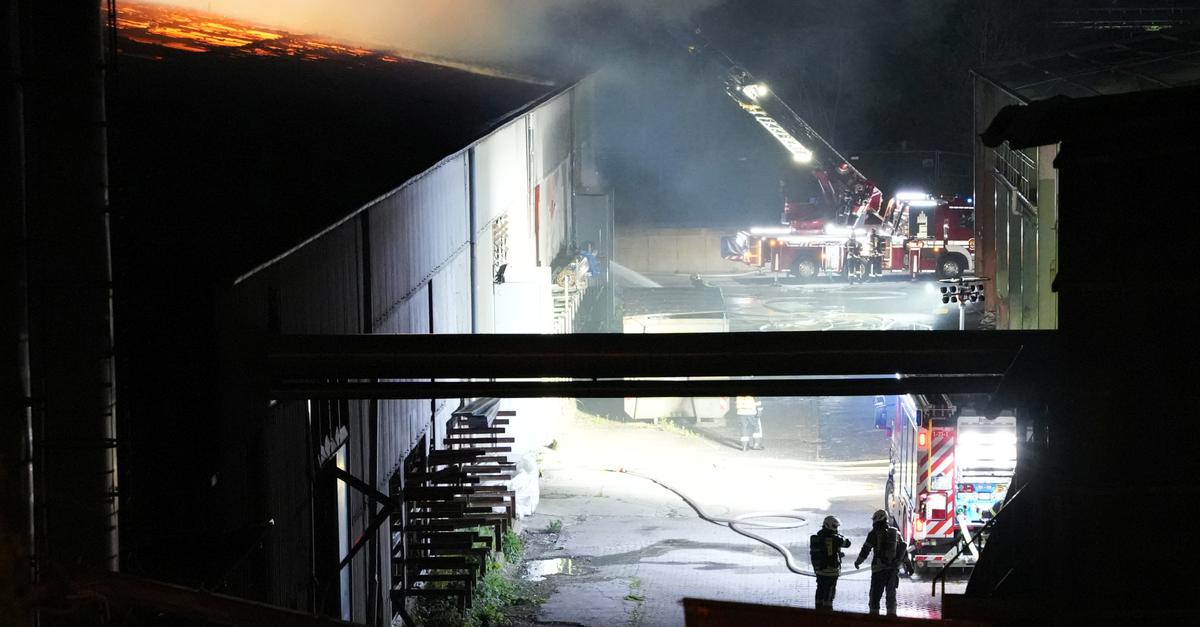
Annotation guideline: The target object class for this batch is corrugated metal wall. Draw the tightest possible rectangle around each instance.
[533,93,573,266]
[974,77,1059,331]
[369,156,470,334]
[216,82,584,624]
[472,118,531,334]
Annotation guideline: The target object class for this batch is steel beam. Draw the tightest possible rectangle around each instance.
[268,331,1053,380]
[271,375,1004,400]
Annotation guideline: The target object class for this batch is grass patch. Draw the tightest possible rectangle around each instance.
[414,531,540,627]
[502,528,524,564]
[545,519,563,534]
[624,576,645,627]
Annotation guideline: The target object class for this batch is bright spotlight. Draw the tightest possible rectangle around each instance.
[742,83,769,100]
[792,150,813,163]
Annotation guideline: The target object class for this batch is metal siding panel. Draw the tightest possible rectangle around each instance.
[369,157,469,332]
[535,92,572,180]
[1037,144,1059,329]
[264,400,313,611]
[474,234,497,334]
[474,120,528,229]
[532,92,573,268]
[473,117,533,328]
[374,289,431,480]
[432,250,471,335]
[277,219,362,335]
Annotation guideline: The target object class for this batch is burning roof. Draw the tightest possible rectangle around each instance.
[112,3,566,281]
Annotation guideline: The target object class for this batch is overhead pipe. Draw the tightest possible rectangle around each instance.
[267,331,1054,381]
[271,375,1005,400]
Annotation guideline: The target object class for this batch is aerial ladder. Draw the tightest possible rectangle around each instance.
[676,25,888,230]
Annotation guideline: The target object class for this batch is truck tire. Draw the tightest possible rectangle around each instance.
[936,253,967,279]
[791,257,818,281]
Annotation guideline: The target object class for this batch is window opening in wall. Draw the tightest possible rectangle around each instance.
[335,447,351,621]
[314,441,351,620]
[492,215,509,281]
[311,398,349,467]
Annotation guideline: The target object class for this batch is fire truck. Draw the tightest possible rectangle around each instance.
[677,26,975,279]
[724,193,975,280]
[879,394,1017,574]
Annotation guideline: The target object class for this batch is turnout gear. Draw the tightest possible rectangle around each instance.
[856,518,905,615]
[809,526,852,609]
[735,396,763,451]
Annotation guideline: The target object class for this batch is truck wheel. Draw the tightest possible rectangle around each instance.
[791,258,818,281]
[936,253,966,279]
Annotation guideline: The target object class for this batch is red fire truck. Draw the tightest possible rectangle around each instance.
[676,27,975,280]
[879,394,1017,575]
[722,192,975,280]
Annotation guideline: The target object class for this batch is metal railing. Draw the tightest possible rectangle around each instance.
[931,482,1029,597]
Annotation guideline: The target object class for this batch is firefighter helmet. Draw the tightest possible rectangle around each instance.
[822,515,841,531]
[872,509,888,523]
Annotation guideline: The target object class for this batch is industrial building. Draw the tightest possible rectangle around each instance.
[10,4,606,624]
[971,28,1200,330]
[7,3,1200,626]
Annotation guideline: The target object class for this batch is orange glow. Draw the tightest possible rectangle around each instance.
[116,3,411,65]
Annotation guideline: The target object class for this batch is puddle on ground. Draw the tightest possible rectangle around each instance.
[523,557,575,581]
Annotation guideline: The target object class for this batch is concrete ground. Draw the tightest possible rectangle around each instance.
[641,270,987,331]
[516,404,967,627]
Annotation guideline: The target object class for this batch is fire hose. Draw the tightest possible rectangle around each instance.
[606,468,873,577]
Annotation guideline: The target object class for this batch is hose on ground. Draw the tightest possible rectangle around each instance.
[606,467,874,578]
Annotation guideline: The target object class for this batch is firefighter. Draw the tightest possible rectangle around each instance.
[735,395,762,451]
[844,232,863,281]
[855,509,905,616]
[810,515,852,610]
[868,228,884,277]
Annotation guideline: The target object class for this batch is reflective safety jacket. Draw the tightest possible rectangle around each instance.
[809,528,851,576]
[735,395,760,416]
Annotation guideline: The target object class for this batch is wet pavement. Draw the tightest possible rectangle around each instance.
[517,409,968,626]
[644,271,984,331]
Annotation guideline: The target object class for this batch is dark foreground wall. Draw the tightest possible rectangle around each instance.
[967,86,1200,621]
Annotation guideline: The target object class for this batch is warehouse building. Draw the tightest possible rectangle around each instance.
[76,5,603,623]
[971,28,1200,329]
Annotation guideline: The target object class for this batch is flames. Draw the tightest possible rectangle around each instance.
[117,4,400,63]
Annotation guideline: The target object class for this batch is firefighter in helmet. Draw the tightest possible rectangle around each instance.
[844,231,863,280]
[868,228,884,278]
[855,509,905,616]
[734,395,762,451]
[809,515,852,610]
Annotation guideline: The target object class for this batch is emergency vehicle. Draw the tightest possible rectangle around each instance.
[675,27,975,280]
[722,193,975,281]
[879,394,1017,574]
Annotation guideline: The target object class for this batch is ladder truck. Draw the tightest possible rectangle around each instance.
[680,27,974,279]
[879,394,1017,575]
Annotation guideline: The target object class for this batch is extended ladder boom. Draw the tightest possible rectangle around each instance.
[677,25,883,227]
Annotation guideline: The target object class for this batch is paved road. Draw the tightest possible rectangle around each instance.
[519,410,966,627]
[642,271,986,331]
